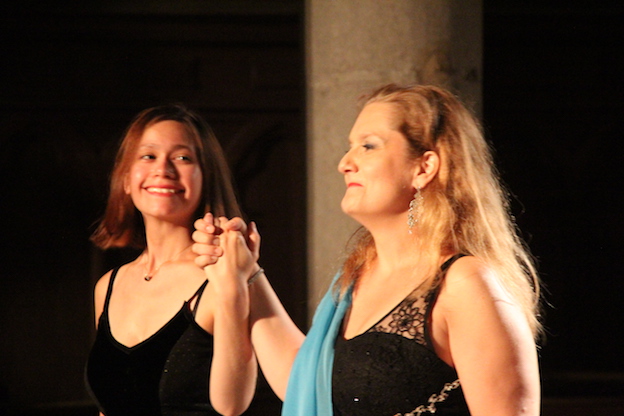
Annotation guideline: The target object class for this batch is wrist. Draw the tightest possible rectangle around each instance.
[247,267,264,286]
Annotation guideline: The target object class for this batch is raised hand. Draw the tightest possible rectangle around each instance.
[192,213,261,287]
[193,214,263,414]
[192,213,223,269]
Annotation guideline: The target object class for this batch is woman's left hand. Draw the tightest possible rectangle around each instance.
[192,214,261,291]
[192,213,223,268]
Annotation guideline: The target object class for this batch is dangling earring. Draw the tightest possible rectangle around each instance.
[407,187,423,234]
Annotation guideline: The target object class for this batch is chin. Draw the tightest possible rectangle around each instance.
[340,201,353,216]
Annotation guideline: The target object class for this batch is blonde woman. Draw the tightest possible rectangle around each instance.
[194,84,542,416]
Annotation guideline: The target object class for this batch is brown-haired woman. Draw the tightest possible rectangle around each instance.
[194,84,542,416]
[86,104,257,416]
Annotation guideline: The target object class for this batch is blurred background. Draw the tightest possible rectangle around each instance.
[1,1,622,415]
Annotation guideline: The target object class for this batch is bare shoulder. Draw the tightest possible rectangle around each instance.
[93,268,118,325]
[434,256,522,329]
[436,255,533,344]
[94,269,114,299]
[439,255,511,305]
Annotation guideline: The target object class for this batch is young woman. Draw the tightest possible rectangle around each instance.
[85,105,256,416]
[194,84,542,416]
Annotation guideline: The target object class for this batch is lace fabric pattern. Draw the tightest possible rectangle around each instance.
[332,281,470,416]
[368,283,430,344]
[373,289,463,415]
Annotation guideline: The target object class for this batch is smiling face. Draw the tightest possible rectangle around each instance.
[124,120,203,225]
[338,102,418,226]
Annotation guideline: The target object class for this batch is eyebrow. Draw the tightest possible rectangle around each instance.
[137,143,194,151]
[359,133,387,143]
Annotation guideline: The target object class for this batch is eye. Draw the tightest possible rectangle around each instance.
[173,154,194,163]
[362,142,376,150]
[139,154,156,160]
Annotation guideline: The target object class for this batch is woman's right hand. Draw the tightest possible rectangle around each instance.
[192,213,261,282]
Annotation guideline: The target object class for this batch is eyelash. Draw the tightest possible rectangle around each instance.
[139,154,193,162]
[344,143,375,155]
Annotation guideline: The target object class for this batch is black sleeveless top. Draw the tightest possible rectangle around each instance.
[85,268,219,416]
[332,255,471,416]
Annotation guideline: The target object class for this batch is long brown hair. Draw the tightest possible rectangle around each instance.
[91,104,241,249]
[338,84,542,338]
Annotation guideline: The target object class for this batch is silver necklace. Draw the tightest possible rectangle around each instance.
[143,245,191,281]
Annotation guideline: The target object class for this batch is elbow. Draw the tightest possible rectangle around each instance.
[210,385,255,416]
[212,401,252,416]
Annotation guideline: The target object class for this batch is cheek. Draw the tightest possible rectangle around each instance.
[191,168,203,191]
[124,169,142,194]
[188,168,204,205]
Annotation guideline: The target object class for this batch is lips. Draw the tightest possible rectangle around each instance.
[145,186,183,194]
[347,182,363,187]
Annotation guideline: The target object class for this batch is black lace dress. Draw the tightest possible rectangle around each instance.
[332,255,471,416]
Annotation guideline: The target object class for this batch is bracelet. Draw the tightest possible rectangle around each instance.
[247,268,264,286]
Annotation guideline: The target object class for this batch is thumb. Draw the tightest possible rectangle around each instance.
[249,221,261,259]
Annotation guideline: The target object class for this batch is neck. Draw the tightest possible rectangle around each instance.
[361,214,422,275]
[372,233,420,276]
[142,220,194,268]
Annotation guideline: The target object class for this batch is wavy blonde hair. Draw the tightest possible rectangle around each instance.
[337,84,542,338]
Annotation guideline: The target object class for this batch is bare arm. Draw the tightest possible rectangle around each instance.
[208,230,258,415]
[193,216,305,402]
[433,257,540,416]
[194,215,257,415]
[248,271,305,400]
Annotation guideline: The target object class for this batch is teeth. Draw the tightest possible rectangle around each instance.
[147,187,178,194]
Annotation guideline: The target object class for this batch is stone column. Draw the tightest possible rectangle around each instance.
[305,0,482,321]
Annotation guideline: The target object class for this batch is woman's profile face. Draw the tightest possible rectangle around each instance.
[338,102,417,224]
[124,120,203,225]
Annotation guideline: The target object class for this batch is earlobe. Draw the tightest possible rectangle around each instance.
[412,151,440,189]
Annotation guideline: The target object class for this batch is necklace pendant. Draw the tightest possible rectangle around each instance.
[144,274,152,281]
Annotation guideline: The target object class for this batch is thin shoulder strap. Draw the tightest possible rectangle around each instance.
[103,267,121,312]
[440,253,466,274]
[426,253,467,308]
[424,253,467,348]
[188,280,209,316]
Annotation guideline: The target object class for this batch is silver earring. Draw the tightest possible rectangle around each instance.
[407,187,423,234]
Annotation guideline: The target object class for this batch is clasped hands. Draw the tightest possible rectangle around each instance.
[192,213,261,291]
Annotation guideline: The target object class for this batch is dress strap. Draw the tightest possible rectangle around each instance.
[423,254,468,348]
[102,267,120,313]
[439,253,466,274]
[188,280,209,316]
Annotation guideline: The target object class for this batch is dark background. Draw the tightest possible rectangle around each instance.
[1,1,623,415]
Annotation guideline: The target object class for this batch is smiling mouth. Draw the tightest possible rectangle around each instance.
[146,187,182,194]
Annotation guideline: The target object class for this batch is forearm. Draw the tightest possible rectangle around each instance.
[210,284,257,416]
[249,274,305,400]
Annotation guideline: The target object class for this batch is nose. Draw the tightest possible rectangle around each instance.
[154,157,176,178]
[338,149,355,174]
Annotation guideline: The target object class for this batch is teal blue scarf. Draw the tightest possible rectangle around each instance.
[281,274,353,416]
